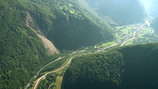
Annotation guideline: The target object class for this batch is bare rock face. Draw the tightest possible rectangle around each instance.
[26,12,59,55]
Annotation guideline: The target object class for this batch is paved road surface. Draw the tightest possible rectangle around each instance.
[33,57,73,89]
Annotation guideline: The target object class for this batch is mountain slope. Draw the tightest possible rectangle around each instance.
[62,43,158,89]
[85,0,145,25]
[26,11,58,54]
[151,17,158,33]
[0,0,113,88]
[0,6,57,89]
[25,0,114,49]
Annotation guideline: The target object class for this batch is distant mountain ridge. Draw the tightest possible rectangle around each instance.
[85,0,145,25]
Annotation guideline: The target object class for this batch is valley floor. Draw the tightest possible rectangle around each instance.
[25,20,158,89]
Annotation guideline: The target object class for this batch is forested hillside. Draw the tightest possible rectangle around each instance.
[23,0,113,49]
[0,1,58,88]
[0,0,114,88]
[62,43,158,89]
[85,0,145,25]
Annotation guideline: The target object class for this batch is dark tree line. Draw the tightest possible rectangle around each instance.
[62,43,158,89]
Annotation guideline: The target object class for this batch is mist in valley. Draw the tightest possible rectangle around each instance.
[85,0,158,24]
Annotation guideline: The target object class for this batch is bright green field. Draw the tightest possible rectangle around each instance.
[101,41,116,47]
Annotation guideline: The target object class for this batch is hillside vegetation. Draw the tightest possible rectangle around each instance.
[23,0,113,49]
[0,2,58,89]
[85,0,145,25]
[62,43,158,89]
[0,0,114,88]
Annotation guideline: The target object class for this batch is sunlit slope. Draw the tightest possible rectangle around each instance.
[0,0,113,88]
[22,0,114,50]
[62,43,158,89]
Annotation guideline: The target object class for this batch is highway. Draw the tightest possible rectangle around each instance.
[25,57,64,89]
[25,20,154,89]
[32,57,73,89]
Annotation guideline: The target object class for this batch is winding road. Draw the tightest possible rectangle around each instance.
[25,57,64,89]
[32,57,73,89]
[25,18,154,89]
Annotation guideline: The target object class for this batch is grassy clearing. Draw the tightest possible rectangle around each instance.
[115,26,125,29]
[101,41,116,47]
[115,33,122,40]
[53,76,63,89]
[143,29,151,33]
[125,40,133,45]
[121,28,129,34]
